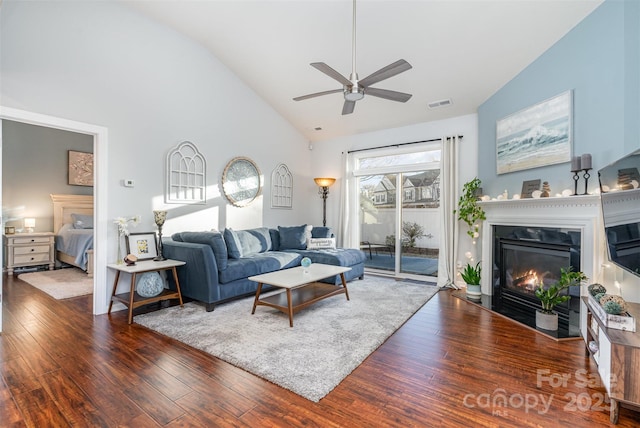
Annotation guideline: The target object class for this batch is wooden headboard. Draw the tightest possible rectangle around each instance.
[50,194,94,234]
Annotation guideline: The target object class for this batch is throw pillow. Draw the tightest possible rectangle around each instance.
[178,231,228,270]
[278,225,308,250]
[307,237,336,250]
[224,228,243,259]
[311,226,332,238]
[269,229,280,251]
[235,227,272,256]
[71,213,93,229]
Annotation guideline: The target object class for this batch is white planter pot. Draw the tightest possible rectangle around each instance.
[536,310,558,331]
[465,283,482,299]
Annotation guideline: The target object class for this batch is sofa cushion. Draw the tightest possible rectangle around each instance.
[235,227,272,256]
[288,248,367,267]
[172,231,228,270]
[311,226,332,238]
[278,225,308,250]
[224,228,243,259]
[219,251,302,284]
[269,228,280,251]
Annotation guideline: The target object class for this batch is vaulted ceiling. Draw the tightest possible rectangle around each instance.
[122,0,603,142]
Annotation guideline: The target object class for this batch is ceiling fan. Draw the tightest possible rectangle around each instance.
[293,0,412,115]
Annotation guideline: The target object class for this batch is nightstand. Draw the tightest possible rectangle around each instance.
[4,232,56,275]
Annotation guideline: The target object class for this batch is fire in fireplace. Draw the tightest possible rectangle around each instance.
[491,226,582,337]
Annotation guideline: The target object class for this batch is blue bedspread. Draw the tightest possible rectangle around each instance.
[56,223,94,270]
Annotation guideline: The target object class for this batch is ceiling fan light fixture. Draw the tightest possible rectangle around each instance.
[344,86,364,101]
[292,0,412,114]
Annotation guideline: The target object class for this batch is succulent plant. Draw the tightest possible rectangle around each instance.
[588,283,607,297]
[594,292,606,303]
[603,301,624,315]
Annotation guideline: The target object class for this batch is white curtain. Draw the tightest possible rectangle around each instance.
[437,135,460,288]
[338,151,359,249]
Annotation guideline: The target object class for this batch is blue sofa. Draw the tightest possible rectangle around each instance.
[163,225,366,311]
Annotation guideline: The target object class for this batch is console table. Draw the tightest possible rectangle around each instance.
[108,259,185,324]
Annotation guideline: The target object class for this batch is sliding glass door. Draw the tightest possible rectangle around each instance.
[355,145,441,279]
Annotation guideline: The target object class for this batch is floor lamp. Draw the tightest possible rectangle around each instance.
[314,177,336,227]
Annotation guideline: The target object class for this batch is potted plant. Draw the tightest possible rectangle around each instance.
[455,178,486,240]
[460,261,482,299]
[534,267,587,330]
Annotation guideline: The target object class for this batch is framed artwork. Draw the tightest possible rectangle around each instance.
[496,90,572,175]
[125,232,158,260]
[68,150,94,186]
[520,179,541,198]
[222,157,262,207]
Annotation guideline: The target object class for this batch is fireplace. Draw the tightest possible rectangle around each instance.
[476,195,602,339]
[491,227,581,334]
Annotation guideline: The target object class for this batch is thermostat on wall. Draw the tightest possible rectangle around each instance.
[123,179,135,187]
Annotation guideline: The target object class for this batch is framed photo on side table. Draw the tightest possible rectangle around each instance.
[126,232,158,260]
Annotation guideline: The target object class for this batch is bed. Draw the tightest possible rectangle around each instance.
[50,194,94,278]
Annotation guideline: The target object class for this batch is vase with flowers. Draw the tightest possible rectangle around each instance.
[114,215,141,264]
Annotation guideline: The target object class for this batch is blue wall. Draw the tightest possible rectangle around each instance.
[478,0,638,197]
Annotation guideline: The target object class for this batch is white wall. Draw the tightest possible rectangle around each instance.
[0,1,313,310]
[310,113,479,261]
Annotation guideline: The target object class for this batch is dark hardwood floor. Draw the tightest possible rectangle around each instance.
[2,272,640,427]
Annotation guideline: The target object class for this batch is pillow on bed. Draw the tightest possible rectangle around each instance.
[71,213,93,229]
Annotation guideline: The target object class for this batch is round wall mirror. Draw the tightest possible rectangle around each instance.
[222,157,262,207]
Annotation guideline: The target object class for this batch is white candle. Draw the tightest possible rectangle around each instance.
[581,153,592,170]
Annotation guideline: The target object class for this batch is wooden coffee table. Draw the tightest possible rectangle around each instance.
[249,263,351,327]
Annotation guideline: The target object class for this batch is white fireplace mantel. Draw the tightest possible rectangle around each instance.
[479,195,603,295]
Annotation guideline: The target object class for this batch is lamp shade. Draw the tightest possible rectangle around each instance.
[314,177,336,187]
[24,218,36,229]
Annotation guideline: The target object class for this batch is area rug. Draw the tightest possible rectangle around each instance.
[18,268,93,299]
[135,276,439,402]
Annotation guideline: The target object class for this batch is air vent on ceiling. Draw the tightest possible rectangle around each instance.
[427,99,452,109]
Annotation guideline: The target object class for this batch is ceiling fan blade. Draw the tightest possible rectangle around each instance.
[342,100,356,115]
[366,87,412,103]
[293,88,343,101]
[311,62,352,87]
[359,59,412,88]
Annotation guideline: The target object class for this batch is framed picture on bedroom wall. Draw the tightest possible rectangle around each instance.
[68,150,94,186]
[125,232,158,260]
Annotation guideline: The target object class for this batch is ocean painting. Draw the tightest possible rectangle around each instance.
[496,91,572,175]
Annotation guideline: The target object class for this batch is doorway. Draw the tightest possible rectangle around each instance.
[0,106,109,335]
[355,144,441,280]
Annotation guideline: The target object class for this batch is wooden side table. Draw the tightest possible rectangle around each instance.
[107,259,185,324]
[4,232,55,275]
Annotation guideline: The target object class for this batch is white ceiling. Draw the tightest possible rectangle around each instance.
[122,0,603,142]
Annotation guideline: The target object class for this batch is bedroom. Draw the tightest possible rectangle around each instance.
[2,120,95,304]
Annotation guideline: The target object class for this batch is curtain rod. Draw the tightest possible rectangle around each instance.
[346,135,463,154]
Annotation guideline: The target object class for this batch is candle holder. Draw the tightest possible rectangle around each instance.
[571,170,581,196]
[582,168,592,195]
[153,210,167,261]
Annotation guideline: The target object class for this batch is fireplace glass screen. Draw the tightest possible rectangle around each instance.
[502,241,572,301]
